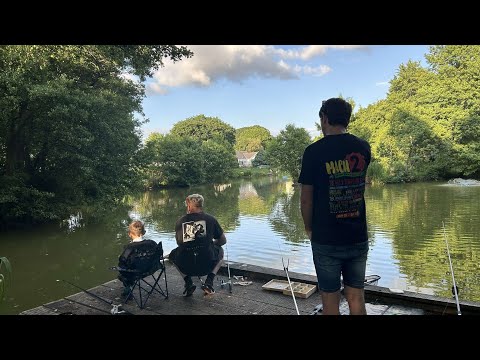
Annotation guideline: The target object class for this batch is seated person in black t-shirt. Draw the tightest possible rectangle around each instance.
[118,220,158,298]
[168,194,227,296]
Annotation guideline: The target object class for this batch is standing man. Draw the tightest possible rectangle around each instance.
[299,98,371,315]
[169,194,226,296]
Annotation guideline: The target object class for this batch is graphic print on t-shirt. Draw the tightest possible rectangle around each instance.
[326,152,366,219]
[182,220,207,242]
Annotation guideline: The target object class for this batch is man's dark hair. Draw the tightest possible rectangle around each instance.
[319,98,352,128]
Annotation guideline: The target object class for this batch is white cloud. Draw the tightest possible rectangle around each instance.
[147,45,366,95]
[275,45,368,60]
[375,81,389,87]
[146,82,169,95]
[294,64,332,77]
[150,45,297,94]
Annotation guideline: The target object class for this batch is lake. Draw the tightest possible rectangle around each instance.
[1,177,479,315]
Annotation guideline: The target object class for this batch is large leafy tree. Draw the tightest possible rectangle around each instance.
[144,134,204,187]
[350,45,480,182]
[202,139,238,182]
[265,124,311,182]
[170,114,236,147]
[235,125,272,151]
[0,45,192,228]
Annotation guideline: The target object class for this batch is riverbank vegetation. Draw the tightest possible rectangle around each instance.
[0,45,192,229]
[350,45,480,184]
[1,45,479,229]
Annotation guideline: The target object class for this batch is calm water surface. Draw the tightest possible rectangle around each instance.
[1,177,479,314]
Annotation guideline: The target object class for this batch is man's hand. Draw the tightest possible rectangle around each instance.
[214,233,227,247]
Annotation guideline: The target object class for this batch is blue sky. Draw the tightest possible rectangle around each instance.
[139,45,430,139]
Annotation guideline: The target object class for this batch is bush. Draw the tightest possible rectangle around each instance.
[0,175,58,229]
[366,160,385,184]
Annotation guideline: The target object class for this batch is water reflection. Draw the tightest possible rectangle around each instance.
[365,182,480,300]
[0,206,133,315]
[269,183,311,245]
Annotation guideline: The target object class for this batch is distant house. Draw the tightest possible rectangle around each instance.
[236,151,258,167]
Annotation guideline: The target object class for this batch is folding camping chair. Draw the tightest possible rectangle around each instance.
[112,240,168,309]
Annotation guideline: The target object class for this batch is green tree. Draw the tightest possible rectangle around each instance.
[143,133,237,187]
[235,125,272,151]
[0,45,192,228]
[251,149,269,167]
[352,45,480,182]
[202,139,238,182]
[265,124,311,182]
[170,114,236,147]
[144,134,205,187]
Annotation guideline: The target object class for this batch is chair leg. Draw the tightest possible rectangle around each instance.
[123,267,169,310]
[126,280,149,309]
[162,258,169,298]
[148,268,168,299]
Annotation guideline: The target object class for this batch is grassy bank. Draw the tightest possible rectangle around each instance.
[229,167,274,179]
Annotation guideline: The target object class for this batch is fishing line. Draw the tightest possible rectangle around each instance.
[57,279,127,315]
[63,297,113,315]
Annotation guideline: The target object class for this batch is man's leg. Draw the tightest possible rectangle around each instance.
[321,290,342,315]
[210,246,224,275]
[202,246,224,294]
[169,248,196,296]
[343,286,366,315]
[342,242,368,315]
[311,242,343,315]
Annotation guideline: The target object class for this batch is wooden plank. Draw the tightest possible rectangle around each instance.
[20,306,60,315]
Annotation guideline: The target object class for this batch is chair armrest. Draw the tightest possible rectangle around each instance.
[110,266,139,273]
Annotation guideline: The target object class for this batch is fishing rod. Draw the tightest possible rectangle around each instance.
[442,221,461,316]
[282,257,300,315]
[57,279,127,315]
[63,297,114,315]
[273,230,300,314]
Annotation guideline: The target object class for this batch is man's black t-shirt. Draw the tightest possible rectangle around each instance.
[298,133,371,245]
[173,212,224,274]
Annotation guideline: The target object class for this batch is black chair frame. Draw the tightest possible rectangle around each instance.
[112,241,169,309]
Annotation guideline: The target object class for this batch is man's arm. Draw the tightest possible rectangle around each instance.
[213,233,227,247]
[300,184,314,240]
[175,226,183,246]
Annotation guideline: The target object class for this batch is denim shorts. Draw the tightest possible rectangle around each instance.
[311,241,369,293]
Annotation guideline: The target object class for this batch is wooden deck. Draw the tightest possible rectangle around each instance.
[20,260,480,315]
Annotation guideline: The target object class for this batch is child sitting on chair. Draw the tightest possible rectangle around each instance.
[117,220,157,298]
